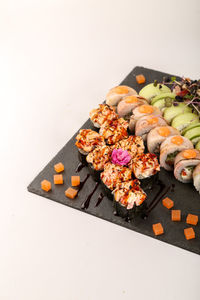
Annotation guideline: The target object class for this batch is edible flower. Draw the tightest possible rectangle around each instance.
[111,148,131,166]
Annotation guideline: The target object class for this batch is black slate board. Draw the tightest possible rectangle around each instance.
[28,66,200,255]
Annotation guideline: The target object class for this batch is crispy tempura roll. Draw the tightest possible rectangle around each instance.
[89,104,118,129]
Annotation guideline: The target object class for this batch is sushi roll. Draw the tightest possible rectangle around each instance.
[99,118,129,145]
[129,105,163,133]
[129,153,160,190]
[106,85,137,107]
[117,95,147,118]
[100,162,132,199]
[193,163,200,193]
[135,115,167,141]
[89,104,118,129]
[147,126,180,154]
[75,129,105,164]
[160,136,194,171]
[86,145,112,181]
[113,180,147,219]
[113,136,145,159]
[174,149,200,183]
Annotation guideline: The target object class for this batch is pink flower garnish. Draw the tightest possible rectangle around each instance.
[111,148,131,166]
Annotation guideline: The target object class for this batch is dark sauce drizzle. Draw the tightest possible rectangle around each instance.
[95,193,104,207]
[81,182,100,210]
[146,183,171,214]
[75,162,85,173]
[77,174,90,195]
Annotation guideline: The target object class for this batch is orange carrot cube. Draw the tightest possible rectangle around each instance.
[54,162,64,173]
[65,187,78,199]
[171,210,181,221]
[162,197,174,209]
[71,176,80,187]
[54,174,63,185]
[152,223,164,236]
[136,74,146,84]
[41,180,51,192]
[186,214,198,226]
[184,227,195,240]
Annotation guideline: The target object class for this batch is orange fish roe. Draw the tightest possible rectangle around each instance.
[136,74,146,84]
[157,127,170,137]
[147,116,158,125]
[152,223,164,236]
[186,214,198,226]
[182,149,197,159]
[65,187,78,199]
[138,105,153,114]
[125,96,138,103]
[54,174,63,185]
[41,180,51,192]
[171,210,181,221]
[184,227,195,240]
[113,86,129,94]
[54,162,64,173]
[71,176,80,187]
[162,197,174,209]
[171,136,183,145]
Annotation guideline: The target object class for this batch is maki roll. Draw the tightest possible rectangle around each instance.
[75,129,105,164]
[129,153,160,190]
[174,149,200,183]
[135,115,167,141]
[117,95,147,118]
[99,118,129,145]
[89,104,118,129]
[129,105,163,133]
[193,163,200,193]
[113,136,145,159]
[147,126,180,154]
[86,145,112,181]
[100,162,132,199]
[160,136,194,171]
[113,180,147,220]
[106,85,137,107]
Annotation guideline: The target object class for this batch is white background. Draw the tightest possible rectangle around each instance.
[0,0,200,299]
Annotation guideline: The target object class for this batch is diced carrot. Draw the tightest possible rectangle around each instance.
[182,149,197,159]
[171,136,183,145]
[162,197,174,209]
[186,214,198,226]
[147,116,158,125]
[54,162,64,173]
[157,127,170,137]
[184,227,195,240]
[71,176,80,187]
[171,210,181,221]
[65,187,78,199]
[41,180,51,192]
[138,105,153,114]
[54,174,63,185]
[152,223,164,236]
[113,86,129,94]
[136,74,146,84]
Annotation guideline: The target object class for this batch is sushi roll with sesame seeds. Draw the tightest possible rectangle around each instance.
[75,129,105,164]
[99,118,129,145]
[113,180,147,220]
[100,162,132,199]
[86,145,112,181]
[89,104,118,129]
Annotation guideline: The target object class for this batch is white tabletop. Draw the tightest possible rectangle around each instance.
[0,1,200,299]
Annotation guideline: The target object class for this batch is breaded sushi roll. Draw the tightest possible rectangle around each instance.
[75,129,105,164]
[193,163,200,193]
[113,136,145,159]
[89,104,118,129]
[147,126,180,154]
[86,145,112,181]
[117,95,147,118]
[106,85,137,107]
[135,115,167,141]
[129,105,163,133]
[174,149,200,183]
[100,162,132,199]
[160,136,194,171]
[113,180,147,219]
[99,118,129,145]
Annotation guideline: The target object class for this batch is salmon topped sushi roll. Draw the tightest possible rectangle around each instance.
[174,149,200,183]
[106,85,137,107]
[113,136,145,159]
[193,163,200,193]
[89,104,118,129]
[160,136,194,171]
[135,115,167,141]
[99,118,129,145]
[129,105,163,133]
[117,95,147,118]
[75,129,105,164]
[147,126,180,154]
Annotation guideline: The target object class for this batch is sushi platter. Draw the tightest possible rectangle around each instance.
[28,66,200,255]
